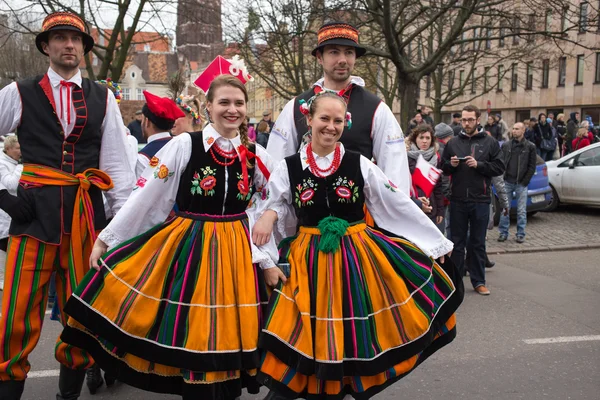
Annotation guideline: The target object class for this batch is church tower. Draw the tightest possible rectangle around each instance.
[176,0,224,64]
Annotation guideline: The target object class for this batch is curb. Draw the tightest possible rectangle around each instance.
[487,243,600,255]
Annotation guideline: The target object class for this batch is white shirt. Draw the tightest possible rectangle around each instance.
[266,76,410,195]
[136,131,172,178]
[256,143,453,262]
[98,125,278,269]
[0,67,133,216]
[0,151,22,239]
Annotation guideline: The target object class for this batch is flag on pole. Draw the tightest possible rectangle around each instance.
[411,154,442,198]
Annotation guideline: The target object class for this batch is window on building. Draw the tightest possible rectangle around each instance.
[558,57,567,86]
[498,65,504,91]
[459,70,465,88]
[136,88,144,101]
[426,75,431,98]
[545,9,552,32]
[513,18,521,44]
[595,52,600,83]
[486,28,491,49]
[448,70,455,92]
[527,14,536,42]
[542,59,550,88]
[579,2,588,32]
[526,63,533,89]
[122,88,130,101]
[473,28,478,51]
[499,27,505,47]
[460,32,466,54]
[511,63,518,91]
[516,109,531,124]
[484,67,490,91]
[561,7,569,32]
[92,54,98,66]
[144,44,151,52]
[576,54,585,84]
[471,75,477,94]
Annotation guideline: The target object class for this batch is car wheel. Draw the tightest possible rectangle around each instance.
[546,186,559,211]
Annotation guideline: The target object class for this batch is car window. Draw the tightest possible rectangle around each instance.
[577,147,600,166]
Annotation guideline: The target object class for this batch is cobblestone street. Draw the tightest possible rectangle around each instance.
[487,205,600,254]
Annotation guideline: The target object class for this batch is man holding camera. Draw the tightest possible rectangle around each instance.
[442,105,505,295]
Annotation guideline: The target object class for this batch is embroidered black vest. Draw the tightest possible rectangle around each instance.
[293,85,381,159]
[139,137,172,159]
[175,132,255,215]
[12,75,108,244]
[285,150,365,227]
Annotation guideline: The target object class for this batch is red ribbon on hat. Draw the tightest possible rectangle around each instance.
[237,145,271,199]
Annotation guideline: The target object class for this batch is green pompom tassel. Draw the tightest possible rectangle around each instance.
[317,216,349,253]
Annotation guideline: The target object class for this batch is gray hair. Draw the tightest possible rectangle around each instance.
[3,135,19,150]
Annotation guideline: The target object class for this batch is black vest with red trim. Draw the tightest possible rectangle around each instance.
[285,150,365,227]
[293,84,381,160]
[11,74,108,244]
[175,131,256,215]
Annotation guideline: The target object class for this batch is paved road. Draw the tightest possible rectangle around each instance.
[487,205,600,253]
[2,248,597,399]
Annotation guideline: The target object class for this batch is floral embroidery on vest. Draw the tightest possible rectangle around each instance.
[333,176,359,203]
[191,166,217,196]
[236,172,253,201]
[294,177,318,208]
[149,156,159,167]
[154,164,174,182]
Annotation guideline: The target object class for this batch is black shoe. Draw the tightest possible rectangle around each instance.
[103,371,116,387]
[85,364,104,394]
[516,236,525,243]
[56,364,86,400]
[485,260,496,268]
[0,380,25,400]
[497,235,507,242]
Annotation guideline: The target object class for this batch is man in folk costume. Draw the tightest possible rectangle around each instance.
[266,21,410,195]
[135,91,185,178]
[0,12,133,400]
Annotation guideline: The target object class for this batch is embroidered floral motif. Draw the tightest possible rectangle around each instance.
[191,166,217,196]
[384,180,398,192]
[153,164,174,182]
[133,176,147,191]
[149,156,159,167]
[236,172,253,201]
[332,176,359,203]
[206,136,215,145]
[261,187,270,201]
[294,177,318,208]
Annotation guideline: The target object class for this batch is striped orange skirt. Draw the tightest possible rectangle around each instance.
[258,223,463,399]
[61,212,268,399]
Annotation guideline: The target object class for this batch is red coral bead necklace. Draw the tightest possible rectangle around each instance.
[306,143,341,178]
[210,143,237,166]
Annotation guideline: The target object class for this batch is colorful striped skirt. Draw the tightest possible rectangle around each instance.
[258,222,463,399]
[61,212,268,400]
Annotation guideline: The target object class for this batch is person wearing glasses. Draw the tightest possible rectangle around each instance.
[441,105,505,296]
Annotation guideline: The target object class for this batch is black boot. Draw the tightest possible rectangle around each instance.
[56,364,86,400]
[0,380,25,400]
[103,370,116,387]
[85,364,104,394]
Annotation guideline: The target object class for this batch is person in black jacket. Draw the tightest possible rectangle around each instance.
[442,105,505,295]
[498,122,537,243]
[534,113,556,161]
[484,115,502,142]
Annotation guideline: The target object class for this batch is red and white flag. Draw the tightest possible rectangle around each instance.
[411,154,442,198]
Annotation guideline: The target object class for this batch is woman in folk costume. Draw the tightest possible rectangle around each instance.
[60,70,282,399]
[172,95,205,136]
[252,91,464,400]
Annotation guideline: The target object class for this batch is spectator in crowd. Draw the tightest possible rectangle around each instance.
[0,135,22,290]
[535,112,557,161]
[494,114,510,141]
[450,112,462,135]
[442,105,505,295]
[434,123,454,235]
[262,110,275,131]
[580,120,595,143]
[484,115,502,141]
[565,111,580,154]
[572,126,592,150]
[406,124,444,229]
[548,113,555,127]
[420,106,434,126]
[127,110,145,144]
[256,120,271,148]
[247,117,256,141]
[555,113,567,157]
[525,117,538,148]
[498,122,537,244]
[409,112,425,130]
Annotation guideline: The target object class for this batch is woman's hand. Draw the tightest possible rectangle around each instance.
[264,266,287,287]
[89,239,108,271]
[252,210,278,246]
[438,250,452,264]
[418,197,432,213]
[436,215,444,224]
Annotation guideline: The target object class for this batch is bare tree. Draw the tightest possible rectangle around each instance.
[166,68,187,100]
